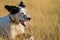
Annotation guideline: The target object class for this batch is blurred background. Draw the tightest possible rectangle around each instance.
[0,0,60,40]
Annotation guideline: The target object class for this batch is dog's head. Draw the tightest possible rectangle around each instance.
[5,1,31,27]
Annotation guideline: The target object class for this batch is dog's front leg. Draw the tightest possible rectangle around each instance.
[23,33,34,40]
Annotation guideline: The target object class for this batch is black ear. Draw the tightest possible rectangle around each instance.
[10,6,19,14]
[18,1,25,8]
[5,5,19,14]
[5,5,12,11]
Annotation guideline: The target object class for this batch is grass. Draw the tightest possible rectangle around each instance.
[0,0,60,40]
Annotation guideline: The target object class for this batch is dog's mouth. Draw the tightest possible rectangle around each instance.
[19,17,31,27]
[20,20,28,27]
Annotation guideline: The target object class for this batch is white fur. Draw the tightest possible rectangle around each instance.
[10,23,25,39]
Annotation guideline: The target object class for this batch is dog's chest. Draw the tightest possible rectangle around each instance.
[10,23,25,37]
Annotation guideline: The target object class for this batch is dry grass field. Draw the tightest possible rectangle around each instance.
[0,0,60,40]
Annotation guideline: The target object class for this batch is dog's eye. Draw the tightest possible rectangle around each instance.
[20,13,24,16]
[21,13,24,14]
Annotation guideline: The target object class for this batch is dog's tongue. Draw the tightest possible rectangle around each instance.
[23,21,28,26]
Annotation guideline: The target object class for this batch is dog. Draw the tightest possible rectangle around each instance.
[0,1,33,40]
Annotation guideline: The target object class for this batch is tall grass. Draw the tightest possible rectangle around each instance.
[0,0,60,40]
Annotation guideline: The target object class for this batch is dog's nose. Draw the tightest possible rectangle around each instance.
[27,17,31,21]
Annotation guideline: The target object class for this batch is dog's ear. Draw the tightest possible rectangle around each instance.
[18,1,26,8]
[10,6,19,14]
[5,5,12,12]
[5,5,19,14]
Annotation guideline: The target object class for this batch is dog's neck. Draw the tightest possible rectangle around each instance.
[9,14,19,24]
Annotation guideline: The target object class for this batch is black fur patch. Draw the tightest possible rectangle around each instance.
[18,1,25,8]
[5,5,19,14]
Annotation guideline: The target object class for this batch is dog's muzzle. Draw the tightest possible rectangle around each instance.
[19,17,31,27]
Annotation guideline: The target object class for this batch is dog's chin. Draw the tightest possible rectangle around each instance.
[19,20,28,27]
